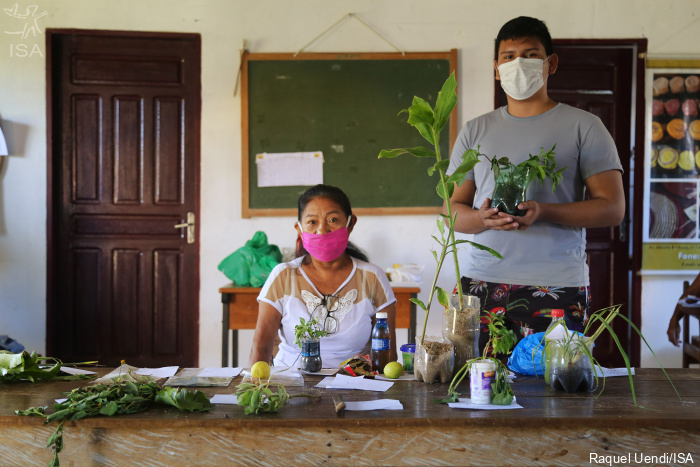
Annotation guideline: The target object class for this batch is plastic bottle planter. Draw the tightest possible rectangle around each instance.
[300,338,322,373]
[470,360,496,404]
[548,339,595,393]
[414,336,454,384]
[443,294,480,371]
[490,166,531,216]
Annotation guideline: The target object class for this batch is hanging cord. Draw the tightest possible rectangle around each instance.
[294,12,404,57]
[233,39,248,97]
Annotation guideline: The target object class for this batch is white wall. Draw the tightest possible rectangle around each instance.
[0,0,698,368]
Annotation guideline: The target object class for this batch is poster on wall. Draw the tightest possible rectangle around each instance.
[643,61,700,271]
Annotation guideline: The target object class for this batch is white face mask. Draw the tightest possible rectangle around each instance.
[498,56,550,100]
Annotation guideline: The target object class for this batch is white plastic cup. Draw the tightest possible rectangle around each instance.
[469,360,496,405]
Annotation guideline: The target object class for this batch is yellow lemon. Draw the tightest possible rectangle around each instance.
[251,361,271,379]
[383,361,404,379]
[679,150,695,171]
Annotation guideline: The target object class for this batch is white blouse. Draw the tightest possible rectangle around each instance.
[258,256,396,368]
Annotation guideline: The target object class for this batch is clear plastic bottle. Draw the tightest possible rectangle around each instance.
[371,312,391,372]
[544,309,565,384]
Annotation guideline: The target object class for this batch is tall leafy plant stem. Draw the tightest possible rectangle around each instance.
[433,127,464,303]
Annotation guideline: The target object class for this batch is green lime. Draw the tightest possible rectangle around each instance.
[383,361,404,379]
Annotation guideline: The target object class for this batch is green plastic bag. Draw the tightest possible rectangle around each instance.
[218,231,283,287]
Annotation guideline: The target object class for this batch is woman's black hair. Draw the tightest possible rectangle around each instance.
[495,16,553,59]
[296,184,369,262]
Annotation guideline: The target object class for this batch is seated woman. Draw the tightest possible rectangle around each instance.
[249,184,398,368]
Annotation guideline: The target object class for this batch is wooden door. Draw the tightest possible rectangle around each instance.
[47,31,201,367]
[496,40,647,367]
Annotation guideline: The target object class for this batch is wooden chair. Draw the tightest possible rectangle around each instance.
[681,280,700,368]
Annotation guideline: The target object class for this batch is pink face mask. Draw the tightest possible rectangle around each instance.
[299,217,351,262]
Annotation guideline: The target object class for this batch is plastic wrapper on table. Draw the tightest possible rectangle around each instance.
[507,332,545,376]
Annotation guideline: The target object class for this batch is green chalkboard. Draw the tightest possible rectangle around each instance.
[242,51,457,217]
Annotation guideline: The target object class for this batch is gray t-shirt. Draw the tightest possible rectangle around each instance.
[447,103,623,287]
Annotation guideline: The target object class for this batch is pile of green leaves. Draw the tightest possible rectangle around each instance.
[16,375,213,466]
[0,351,94,383]
[293,317,327,345]
[235,380,319,415]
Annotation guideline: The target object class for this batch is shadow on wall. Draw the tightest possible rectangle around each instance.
[0,118,31,236]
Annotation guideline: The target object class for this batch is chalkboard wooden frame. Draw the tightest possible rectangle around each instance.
[241,50,458,218]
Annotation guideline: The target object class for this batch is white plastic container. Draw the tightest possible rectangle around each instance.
[469,360,496,405]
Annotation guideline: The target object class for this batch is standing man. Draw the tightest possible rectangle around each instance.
[446,16,625,349]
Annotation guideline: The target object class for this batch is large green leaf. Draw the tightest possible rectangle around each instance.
[433,71,457,135]
[409,297,427,311]
[405,96,436,145]
[406,96,435,127]
[428,159,450,176]
[437,287,450,309]
[436,180,454,200]
[465,241,503,259]
[378,147,436,159]
[446,148,482,185]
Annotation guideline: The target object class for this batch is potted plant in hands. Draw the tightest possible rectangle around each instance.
[294,317,327,373]
[379,71,502,383]
[487,145,564,215]
[442,311,517,405]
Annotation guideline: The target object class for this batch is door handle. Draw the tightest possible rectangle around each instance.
[174,212,195,244]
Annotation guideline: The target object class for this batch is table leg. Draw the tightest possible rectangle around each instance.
[222,294,230,367]
[408,293,416,344]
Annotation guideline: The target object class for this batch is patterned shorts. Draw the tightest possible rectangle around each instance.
[456,277,591,352]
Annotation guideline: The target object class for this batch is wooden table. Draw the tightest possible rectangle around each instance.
[220,283,420,366]
[1,368,699,465]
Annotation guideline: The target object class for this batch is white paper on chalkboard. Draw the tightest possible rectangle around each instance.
[256,151,324,187]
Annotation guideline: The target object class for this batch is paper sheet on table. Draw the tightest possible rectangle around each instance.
[448,397,522,410]
[165,368,232,387]
[136,366,179,378]
[256,151,323,187]
[315,377,335,388]
[198,367,242,378]
[60,366,97,375]
[375,373,416,382]
[327,374,393,392]
[241,366,305,386]
[94,364,156,384]
[210,394,238,404]
[300,368,339,376]
[344,399,403,411]
[596,366,635,377]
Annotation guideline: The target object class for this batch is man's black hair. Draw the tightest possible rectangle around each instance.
[495,16,553,60]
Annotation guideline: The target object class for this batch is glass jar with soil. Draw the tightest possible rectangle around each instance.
[414,336,454,384]
[548,338,595,393]
[443,294,480,371]
[490,165,530,216]
[300,337,322,373]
